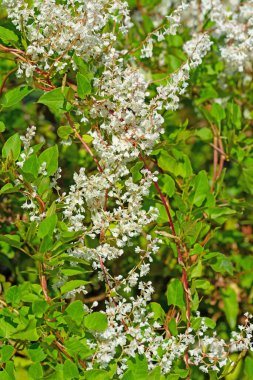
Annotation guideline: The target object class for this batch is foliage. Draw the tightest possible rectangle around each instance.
[0,0,253,379]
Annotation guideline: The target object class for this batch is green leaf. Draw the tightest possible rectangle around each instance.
[157,149,192,178]
[154,202,170,224]
[63,359,79,379]
[165,374,180,379]
[206,207,236,224]
[77,72,92,99]
[32,300,49,318]
[190,260,203,279]
[210,103,226,125]
[46,201,56,217]
[221,288,239,329]
[1,86,33,108]
[195,127,212,141]
[193,279,211,290]
[73,55,94,79]
[149,302,165,322]
[28,343,47,362]
[1,346,14,363]
[64,337,94,359]
[26,221,37,243]
[206,253,234,275]
[38,214,57,239]
[2,133,21,161]
[85,370,110,380]
[39,236,54,254]
[192,170,209,207]
[0,183,18,195]
[65,300,84,326]
[157,151,173,172]
[57,126,73,140]
[44,366,64,380]
[61,267,89,276]
[38,145,58,176]
[0,235,22,249]
[11,318,39,341]
[240,161,253,195]
[147,366,161,380]
[38,87,71,115]
[122,370,135,380]
[60,280,90,295]
[82,134,93,143]
[227,101,241,130]
[84,312,108,332]
[220,353,242,379]
[166,279,185,309]
[5,286,21,307]
[127,355,148,380]
[159,174,175,197]
[0,361,15,380]
[203,317,216,329]
[166,35,183,47]
[0,317,16,339]
[28,363,43,379]
[142,14,154,32]
[192,316,215,330]
[38,177,51,197]
[244,356,253,378]
[130,161,144,182]
[196,85,218,105]
[22,154,39,178]
[168,318,178,336]
[0,121,6,132]
[173,369,188,378]
[0,26,19,45]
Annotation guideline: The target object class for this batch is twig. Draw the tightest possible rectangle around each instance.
[217,137,225,179]
[140,156,191,326]
[83,293,107,303]
[0,67,17,97]
[210,124,226,192]
[211,135,218,192]
[54,340,86,369]
[39,263,52,303]
[65,113,104,173]
[140,155,191,376]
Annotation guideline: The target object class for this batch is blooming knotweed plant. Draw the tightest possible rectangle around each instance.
[0,1,253,379]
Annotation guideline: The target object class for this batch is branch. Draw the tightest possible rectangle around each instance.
[39,263,52,303]
[65,113,104,173]
[0,67,17,97]
[140,155,191,328]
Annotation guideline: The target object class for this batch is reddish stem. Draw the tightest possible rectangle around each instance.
[140,156,191,327]
[0,68,17,96]
[35,195,46,213]
[152,174,191,375]
[210,125,225,192]
[216,137,225,179]
[39,263,52,303]
[211,135,218,192]
[54,341,86,369]
[65,113,103,173]
[153,180,191,325]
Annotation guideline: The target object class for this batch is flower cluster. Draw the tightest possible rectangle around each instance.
[16,125,36,168]
[87,306,253,376]
[3,0,253,377]
[180,0,253,72]
[2,0,132,78]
